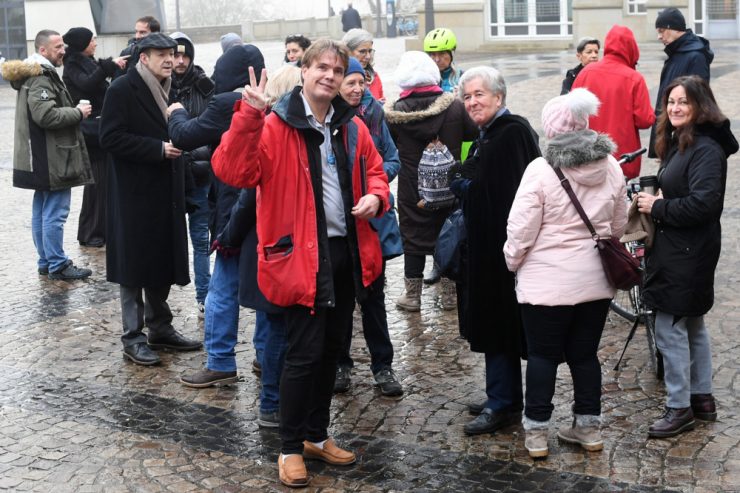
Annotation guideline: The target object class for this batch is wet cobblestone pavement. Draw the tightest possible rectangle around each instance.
[1,37,739,492]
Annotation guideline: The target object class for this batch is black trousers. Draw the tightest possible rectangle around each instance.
[280,238,355,454]
[337,262,394,374]
[120,285,176,347]
[77,147,107,244]
[520,299,610,422]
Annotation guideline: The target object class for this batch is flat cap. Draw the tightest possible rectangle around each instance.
[137,32,177,51]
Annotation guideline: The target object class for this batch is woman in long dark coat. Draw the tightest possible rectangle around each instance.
[62,27,126,247]
[638,76,738,438]
[449,66,541,436]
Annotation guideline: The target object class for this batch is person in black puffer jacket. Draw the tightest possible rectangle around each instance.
[62,27,127,248]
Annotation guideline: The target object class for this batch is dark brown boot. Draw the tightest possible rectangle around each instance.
[690,394,717,421]
[648,407,695,438]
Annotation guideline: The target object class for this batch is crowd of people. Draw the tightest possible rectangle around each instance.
[1,5,737,488]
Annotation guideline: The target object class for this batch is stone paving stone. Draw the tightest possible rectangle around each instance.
[1,37,740,492]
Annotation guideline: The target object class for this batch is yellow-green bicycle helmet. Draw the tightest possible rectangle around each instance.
[424,28,457,52]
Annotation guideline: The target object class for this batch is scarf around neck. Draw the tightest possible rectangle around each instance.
[136,60,171,121]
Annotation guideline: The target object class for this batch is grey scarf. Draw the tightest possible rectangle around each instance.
[136,60,171,121]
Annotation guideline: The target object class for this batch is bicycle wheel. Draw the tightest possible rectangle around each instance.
[610,287,638,322]
[644,310,664,380]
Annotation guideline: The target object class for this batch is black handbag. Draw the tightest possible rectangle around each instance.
[433,208,466,282]
[554,167,641,290]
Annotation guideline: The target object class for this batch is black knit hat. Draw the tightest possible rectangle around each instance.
[655,7,686,31]
[63,27,93,53]
[170,32,195,61]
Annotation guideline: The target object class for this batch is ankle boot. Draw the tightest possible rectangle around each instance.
[439,277,457,311]
[396,277,422,312]
[690,394,717,421]
[648,407,695,438]
[557,415,603,451]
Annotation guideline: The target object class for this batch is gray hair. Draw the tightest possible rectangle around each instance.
[341,28,373,51]
[458,66,507,106]
[576,37,600,53]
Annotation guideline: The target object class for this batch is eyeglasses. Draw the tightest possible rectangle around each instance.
[356,48,375,56]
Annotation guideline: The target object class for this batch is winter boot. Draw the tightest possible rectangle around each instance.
[557,414,603,451]
[396,277,422,312]
[523,416,549,459]
[439,277,457,311]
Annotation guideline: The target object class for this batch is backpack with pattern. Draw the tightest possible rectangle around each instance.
[417,139,456,210]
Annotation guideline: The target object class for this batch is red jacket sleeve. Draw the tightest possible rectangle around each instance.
[211,100,272,188]
[631,75,656,130]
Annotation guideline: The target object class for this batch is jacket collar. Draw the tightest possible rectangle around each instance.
[271,86,355,131]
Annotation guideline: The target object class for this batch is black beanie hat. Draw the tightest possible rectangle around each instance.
[63,27,93,53]
[655,7,686,31]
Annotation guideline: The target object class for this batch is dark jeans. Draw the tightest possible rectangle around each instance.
[120,285,176,347]
[404,253,426,278]
[280,238,355,454]
[485,352,523,412]
[337,262,394,374]
[520,299,610,422]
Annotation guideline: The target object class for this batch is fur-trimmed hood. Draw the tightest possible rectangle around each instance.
[1,59,44,86]
[384,92,455,125]
[545,130,616,186]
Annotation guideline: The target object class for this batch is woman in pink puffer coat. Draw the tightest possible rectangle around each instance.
[503,88,627,459]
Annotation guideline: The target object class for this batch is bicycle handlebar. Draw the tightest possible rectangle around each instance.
[618,148,647,165]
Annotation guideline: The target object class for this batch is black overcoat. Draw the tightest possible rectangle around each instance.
[643,122,738,317]
[99,68,189,287]
[459,113,541,355]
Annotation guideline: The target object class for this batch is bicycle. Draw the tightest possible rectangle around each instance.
[609,148,664,380]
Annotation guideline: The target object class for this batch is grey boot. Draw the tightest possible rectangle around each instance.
[523,416,550,458]
[557,414,603,451]
[439,277,457,311]
[396,277,422,312]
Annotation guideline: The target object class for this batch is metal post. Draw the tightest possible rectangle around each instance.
[425,0,434,32]
[175,0,181,31]
[375,0,383,37]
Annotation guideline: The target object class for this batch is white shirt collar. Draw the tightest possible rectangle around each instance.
[301,91,334,127]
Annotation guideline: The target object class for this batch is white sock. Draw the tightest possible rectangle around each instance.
[281,453,299,463]
[310,439,327,449]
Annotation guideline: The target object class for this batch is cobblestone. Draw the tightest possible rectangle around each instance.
[0,36,738,491]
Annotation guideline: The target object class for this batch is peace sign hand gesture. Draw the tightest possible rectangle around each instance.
[242,66,268,111]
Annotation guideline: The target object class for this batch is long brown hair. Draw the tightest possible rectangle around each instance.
[654,75,726,160]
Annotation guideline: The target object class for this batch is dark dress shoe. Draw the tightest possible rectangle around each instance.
[148,330,202,351]
[123,343,161,365]
[80,238,104,248]
[468,401,486,415]
[464,408,522,435]
[690,394,717,421]
[648,407,695,438]
[181,369,237,388]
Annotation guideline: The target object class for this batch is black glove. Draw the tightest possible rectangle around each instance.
[447,161,464,182]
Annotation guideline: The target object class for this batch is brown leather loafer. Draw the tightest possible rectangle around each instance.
[278,454,308,488]
[690,394,717,421]
[303,438,356,465]
[648,407,695,438]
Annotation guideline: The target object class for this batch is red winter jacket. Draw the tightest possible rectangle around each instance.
[212,91,389,308]
[573,25,655,179]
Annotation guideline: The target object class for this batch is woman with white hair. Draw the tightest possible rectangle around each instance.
[342,28,384,101]
[385,51,477,312]
[448,66,540,438]
[503,88,627,458]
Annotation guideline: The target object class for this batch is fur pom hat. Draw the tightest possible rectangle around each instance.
[541,88,600,139]
[393,51,440,90]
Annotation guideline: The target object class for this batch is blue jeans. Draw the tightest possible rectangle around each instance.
[256,311,288,413]
[204,252,239,372]
[32,189,71,272]
[253,308,268,365]
[188,184,211,303]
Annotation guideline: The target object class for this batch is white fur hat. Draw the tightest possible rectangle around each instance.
[541,88,600,139]
[393,51,441,90]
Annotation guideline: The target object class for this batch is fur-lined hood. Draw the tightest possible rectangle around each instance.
[384,92,455,125]
[1,59,44,84]
[545,130,615,169]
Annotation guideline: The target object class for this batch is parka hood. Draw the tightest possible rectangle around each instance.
[666,30,714,64]
[697,120,739,158]
[213,44,265,95]
[0,57,50,90]
[545,130,616,186]
[383,92,456,142]
[603,25,640,68]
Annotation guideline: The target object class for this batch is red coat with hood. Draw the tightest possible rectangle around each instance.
[211,89,389,309]
[573,25,655,179]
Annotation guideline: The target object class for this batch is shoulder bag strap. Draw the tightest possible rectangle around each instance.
[553,167,599,239]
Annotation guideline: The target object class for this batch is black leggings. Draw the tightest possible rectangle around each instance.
[404,253,427,279]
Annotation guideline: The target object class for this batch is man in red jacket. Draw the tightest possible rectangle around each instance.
[573,25,655,179]
[212,38,389,488]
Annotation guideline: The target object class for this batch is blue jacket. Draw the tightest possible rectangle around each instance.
[360,90,403,259]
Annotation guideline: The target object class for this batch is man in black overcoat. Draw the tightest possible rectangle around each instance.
[100,33,201,366]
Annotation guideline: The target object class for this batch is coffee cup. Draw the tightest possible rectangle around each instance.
[639,175,658,195]
[79,99,90,106]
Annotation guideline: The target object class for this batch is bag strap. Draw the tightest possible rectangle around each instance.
[553,167,599,240]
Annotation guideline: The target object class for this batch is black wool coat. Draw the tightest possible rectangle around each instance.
[643,122,738,317]
[459,113,541,355]
[99,68,189,288]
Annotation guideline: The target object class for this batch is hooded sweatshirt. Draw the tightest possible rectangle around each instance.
[572,25,655,179]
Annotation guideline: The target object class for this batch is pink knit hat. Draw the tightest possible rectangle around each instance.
[541,88,600,139]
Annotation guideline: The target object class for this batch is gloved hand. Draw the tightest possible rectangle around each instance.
[211,239,240,258]
[448,160,478,181]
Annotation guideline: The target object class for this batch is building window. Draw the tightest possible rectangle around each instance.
[627,0,647,15]
[489,0,572,37]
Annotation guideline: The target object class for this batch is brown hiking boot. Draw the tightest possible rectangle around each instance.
[396,277,422,312]
[648,407,695,438]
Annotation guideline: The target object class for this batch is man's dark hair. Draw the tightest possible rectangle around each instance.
[137,16,161,33]
[34,29,60,51]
